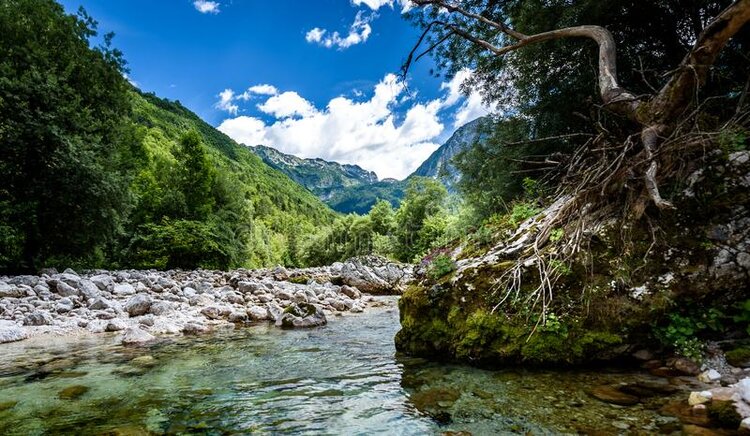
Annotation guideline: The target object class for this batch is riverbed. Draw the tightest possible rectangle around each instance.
[0,297,685,435]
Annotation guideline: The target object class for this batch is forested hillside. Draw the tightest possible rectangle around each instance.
[0,0,335,272]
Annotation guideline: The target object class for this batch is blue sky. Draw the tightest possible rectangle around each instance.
[59,0,493,179]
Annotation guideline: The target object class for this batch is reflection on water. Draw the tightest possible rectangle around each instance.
[0,298,681,435]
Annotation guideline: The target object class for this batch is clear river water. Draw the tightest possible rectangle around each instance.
[0,297,685,435]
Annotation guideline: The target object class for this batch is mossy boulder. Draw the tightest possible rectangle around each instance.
[725,347,750,367]
[396,151,750,367]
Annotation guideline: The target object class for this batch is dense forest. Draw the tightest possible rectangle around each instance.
[0,0,340,272]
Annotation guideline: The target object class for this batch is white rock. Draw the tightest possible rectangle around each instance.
[698,369,722,383]
[113,283,136,296]
[124,294,152,317]
[737,378,750,403]
[688,391,712,406]
[56,281,79,297]
[247,305,270,321]
[120,327,155,345]
[0,320,28,343]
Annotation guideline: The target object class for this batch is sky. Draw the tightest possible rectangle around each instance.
[59,0,494,180]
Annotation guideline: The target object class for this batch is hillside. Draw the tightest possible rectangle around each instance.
[411,116,493,191]
[251,145,377,200]
[126,91,337,267]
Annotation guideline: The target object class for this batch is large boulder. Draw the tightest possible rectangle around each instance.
[0,321,28,343]
[124,294,152,317]
[55,281,79,297]
[120,327,155,345]
[23,311,52,326]
[113,283,136,296]
[275,303,327,329]
[338,256,413,294]
[0,282,25,298]
[90,274,114,291]
[247,305,271,321]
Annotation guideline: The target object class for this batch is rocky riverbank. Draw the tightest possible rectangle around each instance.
[0,255,412,346]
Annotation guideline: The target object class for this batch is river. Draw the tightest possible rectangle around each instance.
[0,297,683,435]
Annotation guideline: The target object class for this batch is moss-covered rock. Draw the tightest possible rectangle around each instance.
[396,150,750,367]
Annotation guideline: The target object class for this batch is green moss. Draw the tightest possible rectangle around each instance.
[287,275,310,284]
[708,400,742,429]
[726,347,750,367]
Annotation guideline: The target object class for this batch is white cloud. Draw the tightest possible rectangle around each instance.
[440,69,496,128]
[306,11,374,49]
[305,28,326,44]
[257,92,317,118]
[216,71,496,179]
[193,0,220,14]
[352,0,413,12]
[238,84,279,101]
[215,89,238,115]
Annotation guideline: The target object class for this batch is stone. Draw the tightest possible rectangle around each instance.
[88,297,113,311]
[0,401,17,412]
[275,303,327,329]
[588,385,640,406]
[673,358,701,376]
[90,274,114,290]
[247,305,270,321]
[0,320,28,343]
[130,355,157,368]
[632,349,654,361]
[23,311,52,326]
[228,311,248,323]
[740,417,750,434]
[200,306,221,320]
[56,281,79,297]
[56,298,75,313]
[57,273,81,287]
[150,301,172,316]
[737,378,750,403]
[113,283,136,296]
[276,290,294,301]
[237,281,261,294]
[78,279,100,300]
[0,282,25,298]
[106,319,128,332]
[340,285,361,300]
[58,385,89,400]
[124,294,152,317]
[688,391,712,406]
[182,322,208,335]
[121,327,155,345]
[698,369,722,383]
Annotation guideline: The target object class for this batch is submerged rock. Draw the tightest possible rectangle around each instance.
[57,385,89,400]
[589,385,640,406]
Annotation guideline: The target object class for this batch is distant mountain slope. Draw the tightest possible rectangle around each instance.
[325,180,406,215]
[251,145,377,201]
[410,116,493,190]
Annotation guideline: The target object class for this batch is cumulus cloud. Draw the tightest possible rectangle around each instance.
[237,84,279,101]
[352,0,413,12]
[440,69,496,128]
[216,71,495,179]
[193,0,220,14]
[257,92,317,118]
[306,11,374,49]
[215,89,238,115]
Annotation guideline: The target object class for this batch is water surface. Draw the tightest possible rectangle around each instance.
[0,298,682,435]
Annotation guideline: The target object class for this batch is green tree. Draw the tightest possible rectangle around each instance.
[177,130,215,219]
[369,199,396,235]
[453,117,532,220]
[394,177,448,262]
[0,0,138,272]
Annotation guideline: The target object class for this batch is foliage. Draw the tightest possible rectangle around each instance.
[427,254,456,280]
[654,310,725,361]
[0,1,337,272]
[0,0,139,272]
[300,178,450,266]
[732,299,750,335]
[508,202,540,228]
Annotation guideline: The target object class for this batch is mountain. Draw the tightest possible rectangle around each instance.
[410,116,493,190]
[251,145,377,201]
[130,91,337,267]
